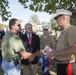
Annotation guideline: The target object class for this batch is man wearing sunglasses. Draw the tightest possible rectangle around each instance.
[1,18,42,75]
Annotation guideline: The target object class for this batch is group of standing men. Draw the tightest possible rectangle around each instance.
[1,8,76,75]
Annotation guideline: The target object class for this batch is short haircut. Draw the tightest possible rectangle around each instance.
[9,18,18,29]
[24,23,32,28]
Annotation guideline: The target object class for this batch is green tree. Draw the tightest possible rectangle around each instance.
[30,14,40,24]
[50,18,61,31]
[41,21,46,25]
[0,0,11,21]
[0,23,8,30]
[0,0,76,21]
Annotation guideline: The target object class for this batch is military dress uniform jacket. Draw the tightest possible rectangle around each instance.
[40,34,55,50]
[56,25,76,62]
[20,33,40,65]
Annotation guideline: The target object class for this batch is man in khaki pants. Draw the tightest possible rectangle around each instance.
[20,23,40,75]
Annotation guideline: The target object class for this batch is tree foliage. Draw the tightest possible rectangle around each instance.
[0,0,76,21]
[0,0,11,21]
[19,0,76,13]
[50,18,61,31]
[30,14,40,24]
[0,23,8,30]
[41,21,46,25]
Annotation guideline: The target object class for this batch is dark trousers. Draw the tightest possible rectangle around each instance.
[0,50,2,64]
[57,62,76,75]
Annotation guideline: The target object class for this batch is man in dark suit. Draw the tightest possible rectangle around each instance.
[20,23,40,75]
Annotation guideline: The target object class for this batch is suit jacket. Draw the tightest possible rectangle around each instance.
[20,33,40,65]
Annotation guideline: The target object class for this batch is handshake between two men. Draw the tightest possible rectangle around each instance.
[20,46,56,60]
[19,46,57,61]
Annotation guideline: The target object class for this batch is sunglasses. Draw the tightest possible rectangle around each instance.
[17,24,21,27]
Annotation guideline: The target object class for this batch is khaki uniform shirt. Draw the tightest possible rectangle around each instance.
[1,32,25,61]
[56,25,76,61]
[40,34,55,50]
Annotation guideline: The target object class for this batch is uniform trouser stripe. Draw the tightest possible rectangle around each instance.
[67,63,72,75]
[46,57,50,75]
[57,63,76,75]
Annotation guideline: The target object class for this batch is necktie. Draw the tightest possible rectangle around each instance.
[28,35,32,46]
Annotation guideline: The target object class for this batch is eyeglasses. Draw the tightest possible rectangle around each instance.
[17,24,21,27]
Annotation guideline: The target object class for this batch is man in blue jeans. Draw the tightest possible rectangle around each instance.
[39,25,55,75]
[1,18,42,75]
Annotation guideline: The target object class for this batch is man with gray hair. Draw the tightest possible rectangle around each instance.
[20,23,40,75]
